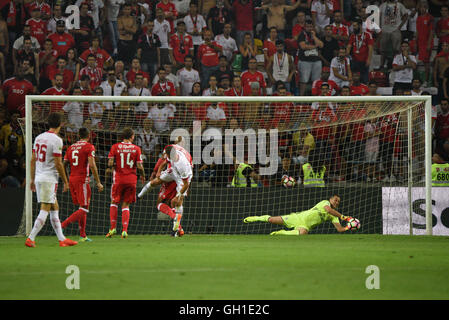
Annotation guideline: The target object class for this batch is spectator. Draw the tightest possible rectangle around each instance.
[329,47,352,89]
[241,57,267,96]
[367,81,379,96]
[25,0,51,21]
[392,41,417,91]
[239,32,257,72]
[330,10,349,47]
[1,65,34,117]
[379,0,408,69]
[202,74,219,96]
[263,27,279,63]
[311,82,335,111]
[88,87,105,128]
[177,55,200,96]
[114,60,127,81]
[126,58,151,87]
[214,23,238,63]
[347,17,373,85]
[350,72,369,96]
[174,0,190,20]
[311,66,338,96]
[20,58,38,88]
[135,118,159,165]
[15,36,39,77]
[434,98,449,163]
[106,0,126,56]
[379,111,400,182]
[226,75,244,97]
[153,7,172,66]
[292,11,306,41]
[79,36,114,71]
[292,122,315,171]
[66,48,81,86]
[206,101,227,133]
[207,0,233,37]
[79,54,103,91]
[0,110,24,160]
[78,74,93,95]
[100,67,127,110]
[5,0,27,49]
[47,20,75,58]
[311,0,334,35]
[184,2,207,59]
[0,156,21,188]
[48,56,74,91]
[38,39,58,90]
[190,81,202,96]
[198,29,223,89]
[129,72,151,119]
[26,7,46,47]
[12,25,40,67]
[319,24,339,68]
[260,0,302,41]
[212,55,234,88]
[74,2,95,53]
[169,20,194,70]
[151,67,177,96]
[297,18,324,96]
[147,102,176,145]
[156,0,178,33]
[137,20,162,78]
[267,40,295,93]
[224,0,254,46]
[436,5,449,51]
[75,0,105,45]
[416,1,434,86]
[411,78,423,96]
[117,3,138,66]
[434,42,449,101]
[63,87,85,135]
[40,73,68,113]
[364,118,380,182]
[46,4,66,35]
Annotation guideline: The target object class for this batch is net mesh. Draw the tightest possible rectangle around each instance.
[20,96,426,236]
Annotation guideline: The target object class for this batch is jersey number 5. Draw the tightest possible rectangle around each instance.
[120,153,134,169]
[72,150,79,166]
[35,144,47,162]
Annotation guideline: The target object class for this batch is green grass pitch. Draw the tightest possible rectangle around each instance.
[1,234,449,300]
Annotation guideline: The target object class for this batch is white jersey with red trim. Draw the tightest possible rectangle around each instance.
[164,144,193,179]
[33,131,64,183]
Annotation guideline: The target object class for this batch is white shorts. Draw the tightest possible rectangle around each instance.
[35,181,58,204]
[160,169,192,196]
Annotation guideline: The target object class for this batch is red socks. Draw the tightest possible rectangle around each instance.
[158,203,176,219]
[110,204,118,230]
[122,208,130,232]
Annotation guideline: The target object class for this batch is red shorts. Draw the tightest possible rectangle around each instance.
[69,179,91,208]
[111,183,136,204]
[418,43,431,63]
[158,181,177,201]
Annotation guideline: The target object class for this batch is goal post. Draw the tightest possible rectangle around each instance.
[23,94,433,236]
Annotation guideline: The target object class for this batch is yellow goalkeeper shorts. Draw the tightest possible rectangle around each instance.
[281,212,309,231]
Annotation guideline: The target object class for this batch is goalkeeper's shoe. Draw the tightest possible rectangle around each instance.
[79,236,92,242]
[106,228,116,238]
[59,238,78,247]
[121,231,128,239]
[25,238,36,247]
[243,216,259,223]
[173,214,182,231]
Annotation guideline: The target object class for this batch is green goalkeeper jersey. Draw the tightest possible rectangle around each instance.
[283,200,340,230]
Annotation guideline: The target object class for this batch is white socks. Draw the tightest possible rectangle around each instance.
[50,210,66,241]
[138,181,152,198]
[29,210,49,241]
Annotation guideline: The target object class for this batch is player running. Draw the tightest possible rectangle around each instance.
[106,128,146,238]
[61,127,104,242]
[26,113,78,247]
[138,137,193,236]
[243,195,357,235]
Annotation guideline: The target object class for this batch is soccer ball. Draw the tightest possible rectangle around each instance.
[282,176,296,188]
[348,218,361,230]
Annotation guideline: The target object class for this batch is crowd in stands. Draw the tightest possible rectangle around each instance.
[0,0,449,187]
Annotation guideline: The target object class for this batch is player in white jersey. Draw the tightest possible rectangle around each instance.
[26,113,78,248]
[137,137,193,236]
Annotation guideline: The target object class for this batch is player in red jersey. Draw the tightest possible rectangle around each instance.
[62,127,103,242]
[106,128,146,238]
[138,137,192,236]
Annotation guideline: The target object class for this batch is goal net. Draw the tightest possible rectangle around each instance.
[20,95,433,236]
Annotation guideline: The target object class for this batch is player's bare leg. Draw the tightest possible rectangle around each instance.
[171,196,185,237]
[106,202,119,237]
[138,177,163,199]
[121,202,131,238]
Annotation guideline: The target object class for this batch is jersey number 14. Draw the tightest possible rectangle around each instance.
[120,153,134,169]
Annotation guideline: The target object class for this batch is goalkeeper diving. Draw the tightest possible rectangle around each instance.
[243,195,357,235]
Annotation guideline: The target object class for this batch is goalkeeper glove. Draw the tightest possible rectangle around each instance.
[344,225,351,231]
[340,215,352,222]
